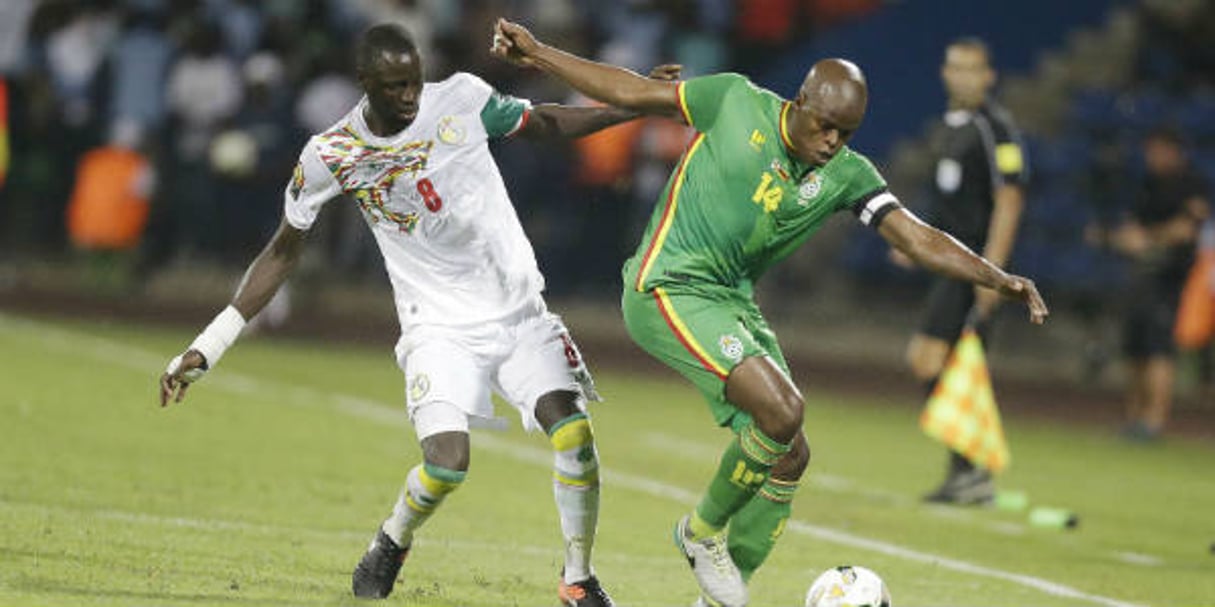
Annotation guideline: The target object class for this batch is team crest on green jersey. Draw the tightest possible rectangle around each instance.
[798,173,823,206]
[719,334,744,362]
[437,116,466,145]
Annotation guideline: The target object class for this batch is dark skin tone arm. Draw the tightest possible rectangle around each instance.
[514,64,683,139]
[492,19,682,117]
[880,207,1048,324]
[158,218,308,406]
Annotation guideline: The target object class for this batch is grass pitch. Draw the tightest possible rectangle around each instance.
[1,311,1212,606]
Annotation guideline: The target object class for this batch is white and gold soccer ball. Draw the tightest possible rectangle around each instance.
[805,565,891,607]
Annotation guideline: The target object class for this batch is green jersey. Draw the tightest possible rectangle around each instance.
[625,73,901,294]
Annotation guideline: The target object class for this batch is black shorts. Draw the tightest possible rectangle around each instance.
[1122,282,1182,359]
[919,277,975,343]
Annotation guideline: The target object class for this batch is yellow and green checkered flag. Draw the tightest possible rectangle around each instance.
[919,329,1011,473]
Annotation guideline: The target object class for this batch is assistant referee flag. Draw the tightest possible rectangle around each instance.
[919,329,1011,473]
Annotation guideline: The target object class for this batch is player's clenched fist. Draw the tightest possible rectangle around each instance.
[490,18,540,67]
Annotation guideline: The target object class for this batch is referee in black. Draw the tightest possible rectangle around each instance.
[891,38,1028,504]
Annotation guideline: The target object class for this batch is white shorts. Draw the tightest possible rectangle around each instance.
[397,306,599,440]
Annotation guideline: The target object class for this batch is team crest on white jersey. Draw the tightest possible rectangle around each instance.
[798,173,822,206]
[408,373,431,401]
[437,116,467,145]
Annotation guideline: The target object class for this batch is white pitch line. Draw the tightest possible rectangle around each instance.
[641,431,1027,537]
[0,499,671,568]
[0,313,1151,607]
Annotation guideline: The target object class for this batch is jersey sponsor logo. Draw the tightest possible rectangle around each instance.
[289,162,304,199]
[408,373,431,401]
[749,129,767,151]
[936,158,962,193]
[437,116,467,145]
[719,334,744,362]
[797,172,822,206]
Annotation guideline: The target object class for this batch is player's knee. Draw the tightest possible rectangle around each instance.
[420,430,471,472]
[757,392,804,444]
[534,389,583,432]
[548,412,599,487]
[781,433,811,480]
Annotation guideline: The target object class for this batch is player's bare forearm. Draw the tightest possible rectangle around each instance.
[881,209,1048,323]
[532,47,676,113]
[492,18,679,116]
[911,229,1003,287]
[231,219,307,319]
[522,104,639,139]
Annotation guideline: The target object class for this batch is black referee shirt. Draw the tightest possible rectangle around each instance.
[926,101,1028,251]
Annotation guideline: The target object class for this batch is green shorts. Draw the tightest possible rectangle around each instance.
[621,284,790,430]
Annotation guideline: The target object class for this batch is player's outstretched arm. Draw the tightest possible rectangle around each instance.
[491,18,681,118]
[159,219,309,406]
[878,207,1048,324]
[520,64,683,139]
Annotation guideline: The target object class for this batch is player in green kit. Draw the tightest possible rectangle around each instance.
[492,18,1048,607]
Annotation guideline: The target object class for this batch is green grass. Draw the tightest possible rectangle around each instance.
[1,312,1212,607]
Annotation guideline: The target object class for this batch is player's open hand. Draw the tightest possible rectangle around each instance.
[491,18,540,67]
[996,275,1048,325]
[159,349,207,407]
[647,64,683,81]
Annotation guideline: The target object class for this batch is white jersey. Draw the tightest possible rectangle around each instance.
[284,72,541,332]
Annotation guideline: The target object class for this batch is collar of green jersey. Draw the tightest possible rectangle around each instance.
[778,101,815,181]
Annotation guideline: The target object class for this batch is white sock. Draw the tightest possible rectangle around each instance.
[381,463,464,546]
[549,414,600,584]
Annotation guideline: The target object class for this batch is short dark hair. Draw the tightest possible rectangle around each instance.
[356,23,419,74]
[948,37,992,63]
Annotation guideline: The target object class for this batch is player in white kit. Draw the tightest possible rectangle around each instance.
[159,23,676,606]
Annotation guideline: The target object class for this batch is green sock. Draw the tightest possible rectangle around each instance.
[692,422,790,537]
[728,477,799,581]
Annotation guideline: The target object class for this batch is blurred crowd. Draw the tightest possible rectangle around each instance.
[0,0,880,295]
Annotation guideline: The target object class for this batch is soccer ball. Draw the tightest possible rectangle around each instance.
[805,565,891,607]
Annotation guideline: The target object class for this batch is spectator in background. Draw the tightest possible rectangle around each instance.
[1092,128,1210,441]
[1136,0,1215,93]
[108,8,172,134]
[165,19,242,258]
[567,92,644,296]
[891,38,1028,505]
[211,52,300,264]
[65,118,154,291]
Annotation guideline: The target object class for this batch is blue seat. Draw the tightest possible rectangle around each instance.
[1029,135,1092,179]
[1173,93,1215,139]
[1191,147,1215,186]
[1119,90,1169,132]
[1068,89,1120,131]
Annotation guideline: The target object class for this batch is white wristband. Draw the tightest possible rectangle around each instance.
[188,305,247,369]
